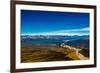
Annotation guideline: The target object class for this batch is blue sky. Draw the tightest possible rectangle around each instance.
[21,10,90,35]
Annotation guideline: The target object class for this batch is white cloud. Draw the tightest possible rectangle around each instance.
[53,27,89,33]
[22,27,89,36]
[80,27,89,31]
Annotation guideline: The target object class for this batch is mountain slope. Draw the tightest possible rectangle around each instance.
[64,38,89,57]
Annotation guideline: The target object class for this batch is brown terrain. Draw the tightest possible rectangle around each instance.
[21,43,89,63]
[60,43,88,60]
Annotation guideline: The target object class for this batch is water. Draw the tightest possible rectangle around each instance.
[21,35,89,44]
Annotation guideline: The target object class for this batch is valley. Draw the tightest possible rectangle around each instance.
[21,35,89,63]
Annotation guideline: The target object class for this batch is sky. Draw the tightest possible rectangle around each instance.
[21,10,90,36]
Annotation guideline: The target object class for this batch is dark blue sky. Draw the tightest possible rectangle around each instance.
[21,10,89,35]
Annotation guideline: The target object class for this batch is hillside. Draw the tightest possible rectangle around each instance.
[21,36,90,63]
[64,38,89,57]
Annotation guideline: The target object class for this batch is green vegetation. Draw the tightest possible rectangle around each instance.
[21,43,89,63]
[21,43,70,63]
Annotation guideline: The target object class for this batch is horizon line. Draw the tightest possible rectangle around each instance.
[21,33,89,36]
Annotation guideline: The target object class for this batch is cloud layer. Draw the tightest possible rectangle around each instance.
[22,27,89,36]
